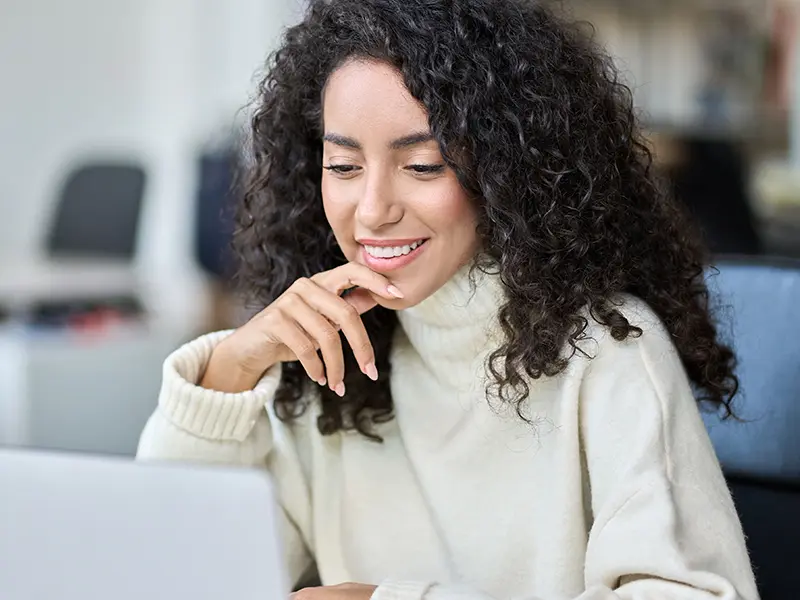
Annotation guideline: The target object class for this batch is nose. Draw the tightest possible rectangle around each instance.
[355,169,403,230]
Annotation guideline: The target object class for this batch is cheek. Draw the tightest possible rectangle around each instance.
[321,182,358,256]
[321,181,349,231]
[418,183,476,237]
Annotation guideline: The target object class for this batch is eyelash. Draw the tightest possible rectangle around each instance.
[322,164,445,175]
[323,165,359,174]
[408,164,445,174]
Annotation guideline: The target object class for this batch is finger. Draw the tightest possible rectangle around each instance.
[281,293,348,396]
[296,282,377,384]
[342,287,378,315]
[312,263,404,302]
[266,310,327,386]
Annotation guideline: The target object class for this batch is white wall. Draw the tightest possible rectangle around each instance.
[0,0,304,328]
[0,0,149,264]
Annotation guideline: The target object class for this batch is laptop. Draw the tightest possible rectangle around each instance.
[0,448,289,600]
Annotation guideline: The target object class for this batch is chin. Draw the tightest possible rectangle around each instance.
[373,292,418,311]
[392,276,451,310]
[370,283,429,311]
[374,296,407,311]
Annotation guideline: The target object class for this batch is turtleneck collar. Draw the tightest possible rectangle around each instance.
[396,264,505,386]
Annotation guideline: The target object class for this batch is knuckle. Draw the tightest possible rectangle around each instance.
[321,326,341,343]
[262,311,286,334]
[250,305,272,322]
[293,277,313,292]
[357,340,374,356]
[338,301,360,321]
[260,306,282,325]
[280,291,300,305]
[296,343,317,359]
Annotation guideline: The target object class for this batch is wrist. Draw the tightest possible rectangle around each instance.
[200,343,274,393]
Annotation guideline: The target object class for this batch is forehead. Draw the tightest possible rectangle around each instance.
[322,59,429,134]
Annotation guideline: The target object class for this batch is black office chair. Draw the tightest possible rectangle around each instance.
[704,256,800,599]
[46,162,146,259]
[194,148,238,282]
[25,161,148,326]
[671,138,762,256]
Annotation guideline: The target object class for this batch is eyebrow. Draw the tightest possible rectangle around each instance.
[389,131,435,150]
[322,131,435,151]
[323,133,361,149]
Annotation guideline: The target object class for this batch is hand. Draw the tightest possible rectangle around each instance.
[201,262,404,395]
[290,583,377,600]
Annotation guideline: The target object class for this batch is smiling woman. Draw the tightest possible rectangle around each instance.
[135,1,758,599]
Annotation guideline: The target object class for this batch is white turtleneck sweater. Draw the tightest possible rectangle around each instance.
[137,270,758,600]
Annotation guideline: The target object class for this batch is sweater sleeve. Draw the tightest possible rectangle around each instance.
[135,330,315,588]
[371,302,759,600]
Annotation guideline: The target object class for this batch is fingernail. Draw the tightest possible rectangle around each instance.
[334,382,346,397]
[317,377,327,386]
[387,284,404,299]
[364,362,378,381]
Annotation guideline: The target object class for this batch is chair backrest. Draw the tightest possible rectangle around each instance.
[704,256,800,599]
[704,256,800,483]
[194,149,237,281]
[673,138,761,255]
[46,162,146,260]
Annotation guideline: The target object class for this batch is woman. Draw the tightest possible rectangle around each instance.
[137,1,758,598]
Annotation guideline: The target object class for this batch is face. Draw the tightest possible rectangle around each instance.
[321,59,479,308]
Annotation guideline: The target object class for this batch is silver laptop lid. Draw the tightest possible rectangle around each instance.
[0,448,288,600]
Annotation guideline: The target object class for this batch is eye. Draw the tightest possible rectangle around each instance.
[406,164,446,175]
[323,164,361,176]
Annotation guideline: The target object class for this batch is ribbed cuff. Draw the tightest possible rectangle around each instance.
[157,330,282,441]
[371,580,432,600]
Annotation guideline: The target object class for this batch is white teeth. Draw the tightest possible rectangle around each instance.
[364,239,425,259]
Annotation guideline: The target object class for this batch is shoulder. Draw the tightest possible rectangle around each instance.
[571,296,729,506]
[569,294,701,455]
[576,293,677,368]
[569,294,693,421]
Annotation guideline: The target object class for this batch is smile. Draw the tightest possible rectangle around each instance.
[358,239,429,273]
[363,239,425,258]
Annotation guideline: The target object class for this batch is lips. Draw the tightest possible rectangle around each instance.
[362,239,426,259]
[358,239,429,273]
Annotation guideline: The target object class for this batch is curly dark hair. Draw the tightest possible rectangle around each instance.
[234,0,738,440]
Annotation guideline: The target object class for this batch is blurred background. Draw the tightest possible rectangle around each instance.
[0,0,797,474]
[0,0,306,456]
[1,0,798,596]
